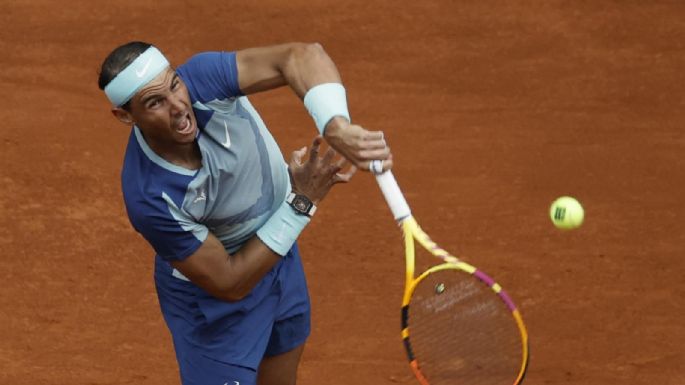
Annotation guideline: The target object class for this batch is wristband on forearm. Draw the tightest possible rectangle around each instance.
[303,83,351,134]
[256,201,311,256]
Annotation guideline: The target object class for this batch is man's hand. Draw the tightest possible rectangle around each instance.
[289,136,357,204]
[323,116,393,173]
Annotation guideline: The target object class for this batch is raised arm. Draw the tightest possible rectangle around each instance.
[236,43,339,97]
[236,43,392,172]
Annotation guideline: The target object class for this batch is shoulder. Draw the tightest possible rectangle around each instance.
[178,51,238,74]
[177,51,242,103]
[121,162,207,261]
[121,170,188,233]
[121,131,196,228]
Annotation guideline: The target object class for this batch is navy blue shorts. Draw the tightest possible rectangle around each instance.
[178,313,310,385]
[156,244,311,385]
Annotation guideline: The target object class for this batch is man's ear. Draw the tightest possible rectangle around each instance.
[111,108,134,125]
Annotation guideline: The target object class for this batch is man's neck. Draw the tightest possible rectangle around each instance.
[141,130,202,170]
[157,142,202,170]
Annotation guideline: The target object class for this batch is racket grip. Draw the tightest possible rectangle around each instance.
[374,171,412,221]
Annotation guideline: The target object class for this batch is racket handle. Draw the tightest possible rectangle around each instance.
[374,171,412,221]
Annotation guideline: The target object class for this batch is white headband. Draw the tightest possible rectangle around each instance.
[104,46,170,107]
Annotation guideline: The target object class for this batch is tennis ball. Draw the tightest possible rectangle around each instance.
[549,196,584,230]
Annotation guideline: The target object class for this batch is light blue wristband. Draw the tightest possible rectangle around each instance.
[303,83,351,134]
[256,201,311,256]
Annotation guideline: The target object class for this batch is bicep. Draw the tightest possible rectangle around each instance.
[236,42,342,97]
[235,44,293,95]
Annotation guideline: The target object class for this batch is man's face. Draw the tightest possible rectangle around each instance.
[117,67,197,145]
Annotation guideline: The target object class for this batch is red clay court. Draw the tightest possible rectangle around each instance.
[1,1,683,384]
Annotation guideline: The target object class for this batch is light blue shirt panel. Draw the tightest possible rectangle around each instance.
[181,96,290,254]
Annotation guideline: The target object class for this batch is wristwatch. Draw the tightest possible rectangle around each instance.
[286,192,317,217]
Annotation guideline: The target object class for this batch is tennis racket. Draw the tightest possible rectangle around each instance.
[374,170,529,385]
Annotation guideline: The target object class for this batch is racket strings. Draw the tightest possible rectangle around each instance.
[408,269,522,385]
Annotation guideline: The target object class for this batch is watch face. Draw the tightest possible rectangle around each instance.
[293,196,312,212]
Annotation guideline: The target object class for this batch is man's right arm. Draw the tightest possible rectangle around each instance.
[235,43,392,173]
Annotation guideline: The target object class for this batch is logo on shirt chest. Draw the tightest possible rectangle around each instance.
[221,120,231,149]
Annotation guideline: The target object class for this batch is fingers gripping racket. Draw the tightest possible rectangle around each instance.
[375,171,529,385]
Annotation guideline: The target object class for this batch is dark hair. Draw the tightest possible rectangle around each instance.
[98,41,152,109]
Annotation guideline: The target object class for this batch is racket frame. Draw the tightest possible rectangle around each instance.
[375,171,530,385]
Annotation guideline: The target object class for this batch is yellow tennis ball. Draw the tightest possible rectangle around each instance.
[549,196,584,230]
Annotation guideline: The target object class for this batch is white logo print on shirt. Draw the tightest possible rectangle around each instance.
[222,120,232,149]
[193,190,206,203]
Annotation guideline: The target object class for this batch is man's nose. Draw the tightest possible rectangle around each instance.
[169,93,185,114]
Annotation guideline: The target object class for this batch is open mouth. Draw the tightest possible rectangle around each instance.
[175,112,194,135]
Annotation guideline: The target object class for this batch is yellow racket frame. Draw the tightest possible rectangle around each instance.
[399,216,529,385]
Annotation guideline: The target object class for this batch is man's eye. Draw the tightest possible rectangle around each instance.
[172,81,180,90]
[148,99,160,108]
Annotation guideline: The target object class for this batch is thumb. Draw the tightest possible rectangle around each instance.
[291,146,307,166]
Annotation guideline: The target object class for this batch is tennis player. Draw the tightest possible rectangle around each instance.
[97,42,392,385]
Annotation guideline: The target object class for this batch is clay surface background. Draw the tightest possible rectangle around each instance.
[1,1,683,384]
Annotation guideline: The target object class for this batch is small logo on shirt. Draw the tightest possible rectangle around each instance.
[223,382,240,385]
[222,120,232,149]
[193,190,206,203]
